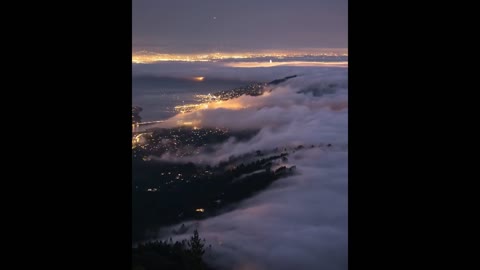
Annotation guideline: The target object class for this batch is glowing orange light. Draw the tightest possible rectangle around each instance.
[132,49,347,64]
[193,76,205,81]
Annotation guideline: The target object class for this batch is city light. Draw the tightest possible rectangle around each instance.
[224,61,349,68]
[132,49,348,64]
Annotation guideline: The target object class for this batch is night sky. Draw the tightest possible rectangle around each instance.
[133,0,347,53]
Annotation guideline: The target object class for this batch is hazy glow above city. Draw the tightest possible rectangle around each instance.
[132,48,348,64]
[223,61,348,68]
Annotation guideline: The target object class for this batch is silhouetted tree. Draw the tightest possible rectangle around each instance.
[188,230,206,259]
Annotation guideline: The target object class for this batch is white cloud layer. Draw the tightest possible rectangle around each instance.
[145,63,348,270]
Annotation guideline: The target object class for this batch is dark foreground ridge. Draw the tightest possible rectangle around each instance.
[131,129,339,243]
[132,135,297,242]
[133,229,214,270]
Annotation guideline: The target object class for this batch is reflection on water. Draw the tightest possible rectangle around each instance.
[132,77,256,122]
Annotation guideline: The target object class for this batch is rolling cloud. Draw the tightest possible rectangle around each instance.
[145,63,348,270]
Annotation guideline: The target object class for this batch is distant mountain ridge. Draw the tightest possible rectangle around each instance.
[267,75,297,85]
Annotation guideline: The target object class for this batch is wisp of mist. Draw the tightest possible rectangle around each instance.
[136,62,348,270]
